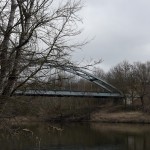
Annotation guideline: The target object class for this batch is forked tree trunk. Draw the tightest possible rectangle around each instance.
[0,0,83,97]
[2,0,34,96]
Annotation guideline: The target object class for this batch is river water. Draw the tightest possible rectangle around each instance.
[1,123,150,150]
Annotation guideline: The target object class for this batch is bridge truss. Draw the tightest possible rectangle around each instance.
[16,65,123,98]
[57,66,121,93]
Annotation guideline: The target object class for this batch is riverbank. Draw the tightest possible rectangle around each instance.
[1,96,150,124]
[3,109,150,124]
[90,104,150,123]
[2,112,150,125]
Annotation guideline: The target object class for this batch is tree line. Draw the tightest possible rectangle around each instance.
[95,61,150,107]
[23,60,150,108]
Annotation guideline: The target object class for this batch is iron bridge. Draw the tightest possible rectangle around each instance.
[16,66,123,98]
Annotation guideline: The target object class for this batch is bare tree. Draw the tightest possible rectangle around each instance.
[0,0,84,97]
[132,61,150,106]
[106,61,150,107]
[93,67,105,79]
[106,61,134,106]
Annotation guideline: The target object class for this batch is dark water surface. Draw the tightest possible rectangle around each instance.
[1,123,150,150]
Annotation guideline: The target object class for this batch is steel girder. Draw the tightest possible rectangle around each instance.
[54,66,123,95]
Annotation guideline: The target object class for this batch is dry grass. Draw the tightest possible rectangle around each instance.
[91,110,150,123]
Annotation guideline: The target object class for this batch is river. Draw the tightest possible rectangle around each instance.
[0,123,150,150]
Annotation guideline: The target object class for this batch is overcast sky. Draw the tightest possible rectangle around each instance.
[72,0,150,72]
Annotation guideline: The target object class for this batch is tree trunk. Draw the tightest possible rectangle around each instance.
[0,0,17,94]
[2,46,22,96]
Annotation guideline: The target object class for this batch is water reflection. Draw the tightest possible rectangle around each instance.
[0,123,150,150]
[91,123,150,150]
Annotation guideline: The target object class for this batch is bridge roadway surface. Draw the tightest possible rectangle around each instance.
[15,90,123,98]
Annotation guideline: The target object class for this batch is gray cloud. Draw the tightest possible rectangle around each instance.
[73,0,150,71]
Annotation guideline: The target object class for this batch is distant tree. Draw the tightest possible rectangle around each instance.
[106,61,150,107]
[132,61,150,106]
[106,61,134,106]
[93,67,105,79]
[0,0,84,97]
[126,65,138,105]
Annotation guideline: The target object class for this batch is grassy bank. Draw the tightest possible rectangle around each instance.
[91,110,150,123]
[91,104,150,123]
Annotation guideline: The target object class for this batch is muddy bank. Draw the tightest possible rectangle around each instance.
[0,114,89,125]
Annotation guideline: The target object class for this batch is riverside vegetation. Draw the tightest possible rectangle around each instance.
[1,95,150,124]
[0,60,150,125]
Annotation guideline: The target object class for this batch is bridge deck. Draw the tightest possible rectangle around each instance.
[15,90,123,98]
